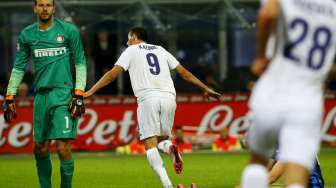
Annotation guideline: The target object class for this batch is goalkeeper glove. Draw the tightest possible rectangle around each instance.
[3,95,17,123]
[68,89,85,118]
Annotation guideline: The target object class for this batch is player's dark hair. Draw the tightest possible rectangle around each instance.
[129,27,148,42]
[34,0,55,6]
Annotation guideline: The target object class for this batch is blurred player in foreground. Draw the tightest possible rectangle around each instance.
[84,27,221,188]
[240,0,336,187]
[3,0,87,187]
[236,150,324,188]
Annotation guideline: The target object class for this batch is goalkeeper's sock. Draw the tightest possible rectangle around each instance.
[241,164,268,188]
[35,153,52,188]
[60,159,74,188]
[157,140,173,154]
[146,148,172,187]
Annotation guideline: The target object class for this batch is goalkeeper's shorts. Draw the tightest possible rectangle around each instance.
[34,87,78,143]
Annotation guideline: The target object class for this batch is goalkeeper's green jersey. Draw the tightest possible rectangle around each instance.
[7,18,87,95]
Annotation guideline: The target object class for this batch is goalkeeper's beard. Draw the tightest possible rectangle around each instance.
[38,14,53,24]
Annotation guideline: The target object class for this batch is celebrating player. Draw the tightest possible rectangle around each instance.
[3,0,87,187]
[84,27,221,188]
[240,0,336,188]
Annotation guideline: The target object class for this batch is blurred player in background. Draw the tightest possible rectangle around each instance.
[172,126,193,153]
[2,0,87,187]
[212,127,241,152]
[84,27,221,188]
[269,149,324,188]
[240,0,336,188]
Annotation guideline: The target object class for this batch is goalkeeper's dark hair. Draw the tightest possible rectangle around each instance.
[129,27,148,42]
[34,0,55,6]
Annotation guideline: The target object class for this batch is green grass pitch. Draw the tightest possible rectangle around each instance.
[0,149,335,188]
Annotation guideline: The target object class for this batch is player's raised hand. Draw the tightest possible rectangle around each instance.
[68,89,85,118]
[3,95,17,123]
[203,87,222,100]
[251,56,269,76]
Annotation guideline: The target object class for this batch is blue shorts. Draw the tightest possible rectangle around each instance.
[309,162,324,188]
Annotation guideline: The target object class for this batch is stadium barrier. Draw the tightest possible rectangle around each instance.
[0,94,336,153]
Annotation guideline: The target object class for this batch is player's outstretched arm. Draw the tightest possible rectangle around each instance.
[268,161,284,185]
[84,65,124,98]
[175,65,221,100]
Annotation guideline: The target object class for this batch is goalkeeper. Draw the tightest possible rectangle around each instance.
[3,0,87,187]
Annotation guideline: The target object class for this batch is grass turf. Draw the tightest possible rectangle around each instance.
[0,149,335,188]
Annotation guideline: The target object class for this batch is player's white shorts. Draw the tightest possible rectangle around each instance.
[247,104,322,170]
[137,92,176,140]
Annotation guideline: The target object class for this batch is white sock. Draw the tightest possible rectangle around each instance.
[146,148,172,187]
[287,184,305,188]
[157,140,173,154]
[241,164,268,188]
